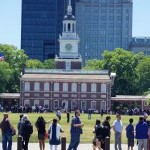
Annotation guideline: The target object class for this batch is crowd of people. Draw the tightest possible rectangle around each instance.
[0,110,150,150]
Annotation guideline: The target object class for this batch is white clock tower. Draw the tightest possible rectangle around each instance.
[55,0,82,70]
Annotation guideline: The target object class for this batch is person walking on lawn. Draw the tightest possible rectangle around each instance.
[126,118,134,150]
[67,110,84,150]
[135,116,149,150]
[0,113,14,150]
[112,114,123,150]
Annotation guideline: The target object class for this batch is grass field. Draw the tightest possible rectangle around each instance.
[0,113,145,144]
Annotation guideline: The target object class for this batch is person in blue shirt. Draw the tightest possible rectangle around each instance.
[126,118,134,150]
[135,117,149,150]
[67,110,84,150]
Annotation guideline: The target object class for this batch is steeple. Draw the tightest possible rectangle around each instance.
[67,0,72,16]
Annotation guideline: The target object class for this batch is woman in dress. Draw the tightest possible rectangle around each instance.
[35,116,50,150]
[48,119,64,150]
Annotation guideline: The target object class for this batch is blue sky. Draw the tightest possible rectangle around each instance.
[0,0,150,49]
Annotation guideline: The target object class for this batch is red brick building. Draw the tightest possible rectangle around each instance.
[20,69,114,112]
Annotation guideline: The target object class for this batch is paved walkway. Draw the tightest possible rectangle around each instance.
[0,143,138,150]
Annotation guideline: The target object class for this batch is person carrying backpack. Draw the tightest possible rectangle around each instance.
[20,115,33,150]
[0,113,15,150]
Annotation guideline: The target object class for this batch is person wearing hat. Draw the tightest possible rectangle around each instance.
[112,114,123,150]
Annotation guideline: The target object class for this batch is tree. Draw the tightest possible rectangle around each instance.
[102,48,144,95]
[136,56,150,94]
[43,59,55,69]
[0,62,12,93]
[26,59,43,69]
[83,59,103,70]
[0,44,28,92]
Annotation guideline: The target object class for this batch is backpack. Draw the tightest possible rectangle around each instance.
[21,121,33,136]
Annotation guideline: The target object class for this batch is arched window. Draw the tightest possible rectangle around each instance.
[68,23,71,31]
[81,101,87,110]
[44,100,49,108]
[71,100,77,110]
[24,99,30,106]
[34,99,39,107]
[53,100,59,109]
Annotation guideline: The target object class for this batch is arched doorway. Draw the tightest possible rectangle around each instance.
[62,100,68,111]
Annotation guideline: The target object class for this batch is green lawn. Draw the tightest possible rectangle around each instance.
[0,113,144,143]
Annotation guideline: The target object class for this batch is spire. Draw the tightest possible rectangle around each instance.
[67,0,72,15]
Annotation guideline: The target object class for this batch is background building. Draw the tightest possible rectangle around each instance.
[76,0,133,64]
[21,0,133,64]
[21,0,76,61]
[131,37,150,55]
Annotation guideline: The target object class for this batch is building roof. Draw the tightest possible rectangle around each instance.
[0,93,20,99]
[21,73,111,82]
[24,69,110,75]
[111,95,150,101]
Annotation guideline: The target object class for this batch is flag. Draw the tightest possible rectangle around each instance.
[0,53,4,61]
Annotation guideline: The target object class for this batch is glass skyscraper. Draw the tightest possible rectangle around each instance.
[76,0,133,64]
[21,0,76,61]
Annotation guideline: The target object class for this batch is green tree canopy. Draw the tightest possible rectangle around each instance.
[83,59,103,70]
[43,59,55,69]
[102,48,144,95]
[0,62,12,93]
[84,48,145,95]
[26,59,43,69]
[136,56,150,94]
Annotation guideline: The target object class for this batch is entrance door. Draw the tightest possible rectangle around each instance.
[62,100,68,111]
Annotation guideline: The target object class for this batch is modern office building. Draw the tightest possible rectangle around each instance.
[75,0,133,64]
[131,37,150,55]
[21,0,76,61]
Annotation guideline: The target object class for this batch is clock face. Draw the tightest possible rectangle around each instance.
[65,44,72,51]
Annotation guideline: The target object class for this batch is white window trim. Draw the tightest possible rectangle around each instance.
[144,101,148,106]
[63,83,68,92]
[81,83,87,92]
[72,83,77,92]
[44,99,49,108]
[91,101,97,110]
[34,99,39,106]
[34,82,40,91]
[101,83,107,93]
[54,83,59,92]
[53,100,59,109]
[81,101,87,110]
[44,82,50,91]
[91,83,97,93]
[24,99,30,106]
[71,100,77,110]
[101,101,106,110]
[24,82,30,91]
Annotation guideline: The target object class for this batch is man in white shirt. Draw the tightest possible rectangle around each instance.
[112,114,123,150]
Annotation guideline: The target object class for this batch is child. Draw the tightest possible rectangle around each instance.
[126,118,134,150]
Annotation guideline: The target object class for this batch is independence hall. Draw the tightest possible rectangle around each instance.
[20,2,116,112]
[20,69,115,112]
